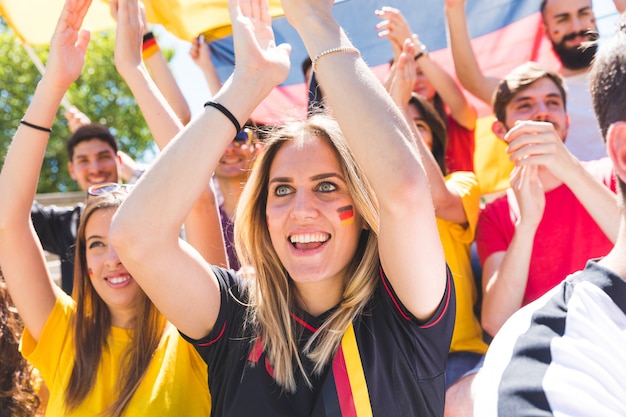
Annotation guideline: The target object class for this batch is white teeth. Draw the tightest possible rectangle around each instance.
[108,275,130,284]
[289,233,329,244]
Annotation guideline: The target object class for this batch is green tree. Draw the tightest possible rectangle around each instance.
[0,17,157,193]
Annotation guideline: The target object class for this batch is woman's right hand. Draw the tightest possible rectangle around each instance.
[44,0,92,90]
[228,0,291,99]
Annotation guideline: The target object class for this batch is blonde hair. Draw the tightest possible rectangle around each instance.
[235,114,380,392]
[66,191,167,416]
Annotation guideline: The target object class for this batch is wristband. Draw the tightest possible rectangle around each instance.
[203,101,241,134]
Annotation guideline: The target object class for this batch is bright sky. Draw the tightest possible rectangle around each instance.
[157,0,623,118]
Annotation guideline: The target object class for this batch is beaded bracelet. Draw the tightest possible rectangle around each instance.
[20,119,52,133]
[311,47,361,72]
[142,32,159,60]
[204,101,241,134]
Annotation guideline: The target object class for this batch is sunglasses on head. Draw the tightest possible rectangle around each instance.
[233,128,253,148]
[87,182,132,197]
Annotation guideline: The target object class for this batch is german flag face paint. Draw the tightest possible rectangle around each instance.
[338,205,354,226]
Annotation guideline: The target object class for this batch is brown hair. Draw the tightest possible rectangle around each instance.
[409,93,448,175]
[0,273,40,417]
[492,62,567,124]
[66,191,166,416]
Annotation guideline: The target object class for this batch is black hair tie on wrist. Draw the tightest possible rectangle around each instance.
[20,119,52,133]
[203,101,241,134]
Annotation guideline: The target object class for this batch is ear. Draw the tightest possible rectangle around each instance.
[607,122,626,184]
[491,119,507,140]
[68,161,77,181]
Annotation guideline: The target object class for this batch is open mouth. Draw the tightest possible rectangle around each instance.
[289,233,330,250]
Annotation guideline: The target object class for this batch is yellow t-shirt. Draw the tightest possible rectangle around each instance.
[21,292,211,416]
[437,171,488,355]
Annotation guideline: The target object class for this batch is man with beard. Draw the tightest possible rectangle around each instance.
[444,0,625,162]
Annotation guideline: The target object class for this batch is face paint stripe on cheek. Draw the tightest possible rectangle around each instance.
[88,268,94,279]
[338,205,354,226]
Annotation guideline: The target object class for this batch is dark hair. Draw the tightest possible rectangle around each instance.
[66,124,118,161]
[540,0,594,16]
[589,13,626,198]
[492,62,567,123]
[0,273,41,417]
[301,56,312,79]
[409,93,448,176]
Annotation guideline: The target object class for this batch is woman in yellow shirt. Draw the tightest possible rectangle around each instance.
[0,0,216,415]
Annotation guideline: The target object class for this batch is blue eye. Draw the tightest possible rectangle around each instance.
[317,182,337,193]
[275,185,292,196]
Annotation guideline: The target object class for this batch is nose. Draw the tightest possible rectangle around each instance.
[532,102,550,122]
[289,188,319,221]
[104,244,123,269]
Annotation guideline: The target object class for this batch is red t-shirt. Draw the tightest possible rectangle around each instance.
[445,115,475,173]
[476,158,616,305]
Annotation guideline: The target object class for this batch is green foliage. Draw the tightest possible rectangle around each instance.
[0,18,155,193]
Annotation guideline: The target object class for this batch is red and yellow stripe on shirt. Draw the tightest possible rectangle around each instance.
[325,323,372,417]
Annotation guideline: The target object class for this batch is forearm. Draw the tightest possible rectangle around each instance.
[481,227,536,336]
[0,78,66,225]
[120,65,184,150]
[144,50,191,124]
[562,164,619,243]
[418,55,476,129]
[184,184,229,269]
[400,106,467,224]
[444,3,498,104]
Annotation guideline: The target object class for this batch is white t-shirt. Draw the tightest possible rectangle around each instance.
[563,72,607,161]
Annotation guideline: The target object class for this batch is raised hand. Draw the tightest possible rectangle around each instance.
[229,0,291,95]
[44,0,92,90]
[505,121,578,182]
[190,35,213,69]
[375,7,413,59]
[387,39,417,106]
[509,165,545,231]
[112,0,144,75]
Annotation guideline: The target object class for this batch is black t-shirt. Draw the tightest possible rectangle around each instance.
[183,266,455,417]
[31,201,83,294]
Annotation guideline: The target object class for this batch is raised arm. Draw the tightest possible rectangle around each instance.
[0,0,92,340]
[190,35,224,96]
[376,6,476,130]
[480,165,544,336]
[110,0,290,339]
[388,40,467,225]
[110,0,191,125]
[283,0,446,320]
[113,0,227,267]
[444,0,500,105]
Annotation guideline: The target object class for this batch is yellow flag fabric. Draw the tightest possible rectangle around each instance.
[143,0,284,42]
[0,0,115,45]
[0,0,284,45]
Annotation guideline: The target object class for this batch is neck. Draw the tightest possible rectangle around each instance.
[295,279,344,317]
[599,224,626,279]
[559,66,589,78]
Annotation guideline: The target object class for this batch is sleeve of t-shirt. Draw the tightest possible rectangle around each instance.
[20,292,75,383]
[179,266,248,362]
[475,197,514,266]
[444,171,481,243]
[31,201,70,256]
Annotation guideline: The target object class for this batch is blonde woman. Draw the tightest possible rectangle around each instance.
[111,0,455,415]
